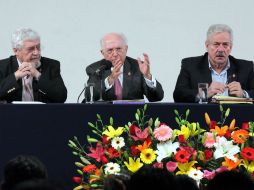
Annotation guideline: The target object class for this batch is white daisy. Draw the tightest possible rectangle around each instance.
[104,162,121,174]
[111,137,125,149]
[188,168,203,186]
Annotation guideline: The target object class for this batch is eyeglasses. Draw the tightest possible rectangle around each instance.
[22,44,41,53]
[103,47,125,55]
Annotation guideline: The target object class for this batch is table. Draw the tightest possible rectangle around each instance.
[0,103,253,188]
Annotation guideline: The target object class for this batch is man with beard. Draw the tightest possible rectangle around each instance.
[0,28,67,103]
[85,32,164,102]
[173,24,254,103]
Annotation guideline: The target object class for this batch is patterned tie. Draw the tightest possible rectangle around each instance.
[114,78,122,100]
[22,76,34,101]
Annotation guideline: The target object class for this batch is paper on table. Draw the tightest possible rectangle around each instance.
[211,95,253,104]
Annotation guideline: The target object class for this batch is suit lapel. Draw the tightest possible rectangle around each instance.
[122,59,132,99]
[199,53,212,84]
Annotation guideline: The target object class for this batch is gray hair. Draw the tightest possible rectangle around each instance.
[11,28,40,49]
[100,32,128,49]
[206,24,233,44]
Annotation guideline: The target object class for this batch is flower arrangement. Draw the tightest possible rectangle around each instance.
[68,105,254,190]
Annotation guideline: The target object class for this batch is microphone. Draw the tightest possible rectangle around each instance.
[95,61,112,75]
[86,61,112,75]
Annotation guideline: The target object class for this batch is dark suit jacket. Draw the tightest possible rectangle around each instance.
[173,52,254,103]
[0,56,67,103]
[85,56,164,102]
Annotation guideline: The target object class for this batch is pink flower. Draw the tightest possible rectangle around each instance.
[153,124,173,141]
[166,161,177,172]
[215,166,228,173]
[153,162,164,169]
[203,170,215,180]
[203,132,219,148]
[130,126,149,141]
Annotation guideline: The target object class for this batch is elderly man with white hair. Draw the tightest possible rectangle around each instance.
[85,32,164,102]
[0,28,67,103]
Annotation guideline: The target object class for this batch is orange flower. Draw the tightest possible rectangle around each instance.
[89,168,102,183]
[222,156,240,170]
[136,140,151,152]
[229,119,236,131]
[231,129,249,144]
[211,125,228,136]
[82,164,97,173]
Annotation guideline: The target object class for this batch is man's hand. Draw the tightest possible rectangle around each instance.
[227,81,244,97]
[208,82,227,98]
[14,62,41,80]
[137,53,152,80]
[107,58,123,85]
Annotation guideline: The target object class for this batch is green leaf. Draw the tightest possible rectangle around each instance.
[154,117,160,127]
[80,156,91,165]
[148,118,153,127]
[219,105,223,112]
[135,113,139,121]
[110,117,113,125]
[186,109,190,118]
[144,104,147,112]
[88,122,95,128]
[174,109,179,116]
[68,140,77,147]
[77,169,83,175]
[225,108,230,117]
[96,114,101,120]
[75,162,85,168]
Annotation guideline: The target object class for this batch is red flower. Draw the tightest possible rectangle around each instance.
[82,164,97,173]
[102,135,109,144]
[87,142,105,162]
[204,149,213,160]
[72,176,82,184]
[101,155,108,164]
[209,120,217,129]
[130,146,139,156]
[224,130,231,139]
[153,162,163,169]
[242,122,249,130]
[129,124,137,135]
[108,147,121,158]
[130,126,149,141]
[178,135,185,143]
[175,149,191,163]
[241,147,254,161]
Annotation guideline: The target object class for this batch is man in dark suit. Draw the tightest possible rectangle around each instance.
[173,24,254,103]
[85,33,164,102]
[0,28,67,103]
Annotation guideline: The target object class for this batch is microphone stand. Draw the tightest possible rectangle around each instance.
[97,72,104,102]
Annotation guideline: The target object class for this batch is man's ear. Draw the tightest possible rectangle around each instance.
[205,41,209,51]
[13,48,18,55]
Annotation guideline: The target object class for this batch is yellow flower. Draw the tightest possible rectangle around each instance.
[176,161,197,175]
[102,126,124,140]
[177,125,190,140]
[240,160,254,173]
[124,157,143,173]
[205,112,211,125]
[140,148,156,164]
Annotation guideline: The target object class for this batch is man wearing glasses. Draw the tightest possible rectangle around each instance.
[173,24,254,102]
[85,32,164,102]
[0,28,67,103]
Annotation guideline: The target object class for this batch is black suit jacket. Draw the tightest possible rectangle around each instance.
[85,56,164,102]
[0,56,67,103]
[173,53,254,102]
